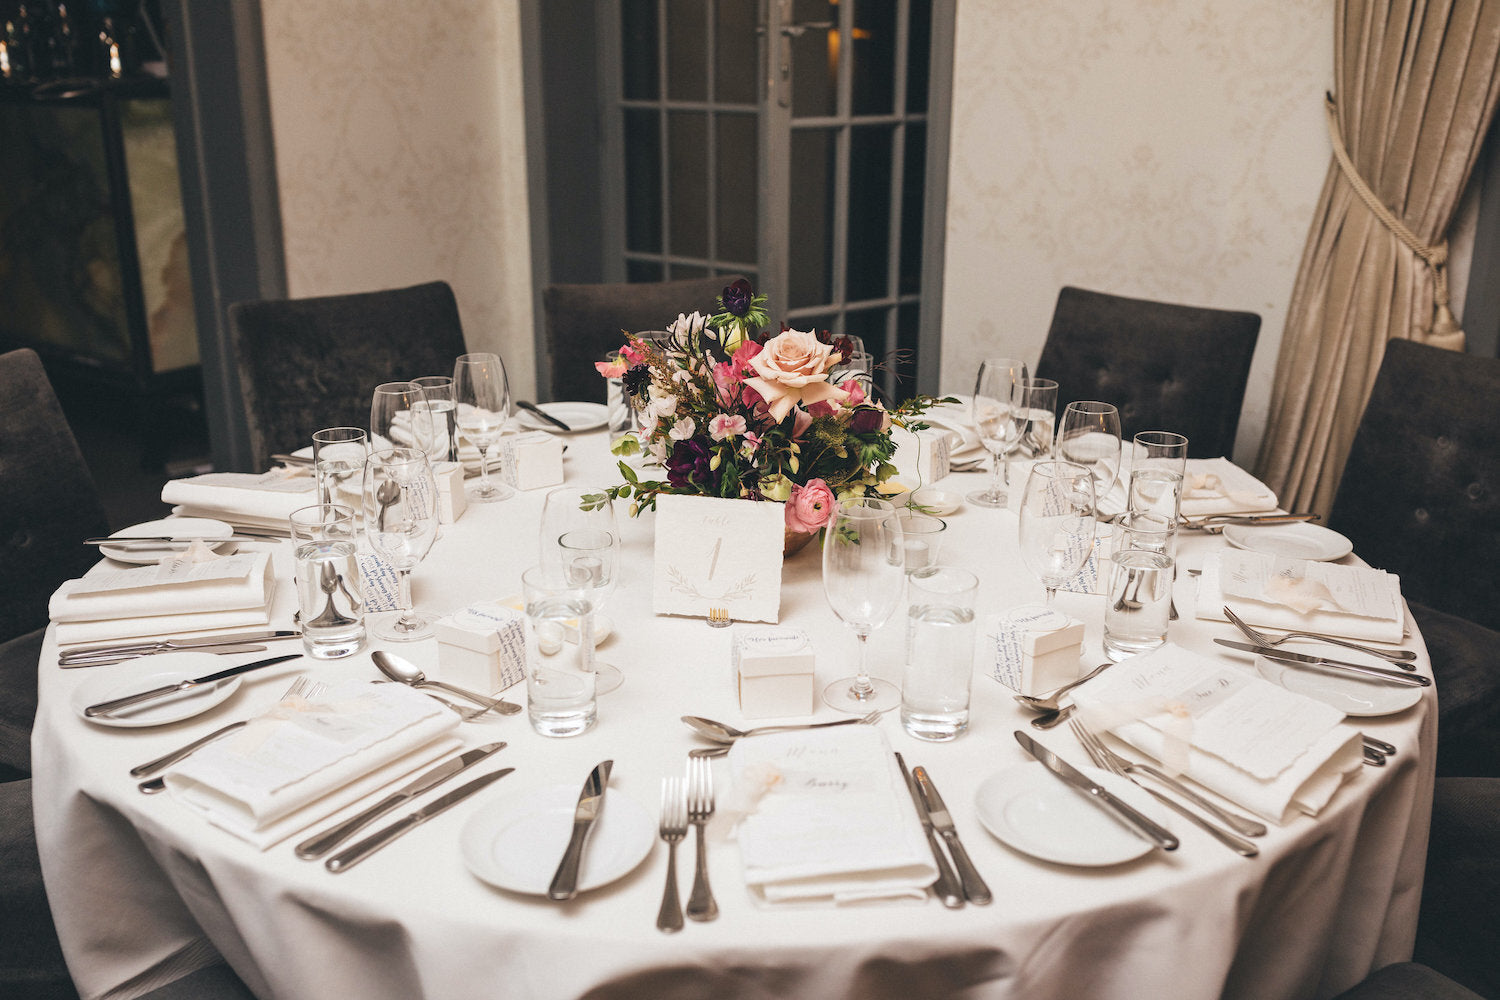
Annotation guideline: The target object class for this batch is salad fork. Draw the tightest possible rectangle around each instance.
[1222,605,1416,664]
[685,756,718,922]
[656,777,687,933]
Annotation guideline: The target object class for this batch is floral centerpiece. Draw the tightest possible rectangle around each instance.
[596,279,949,546]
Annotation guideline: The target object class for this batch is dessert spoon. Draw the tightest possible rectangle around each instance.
[1013,662,1112,713]
[372,650,521,716]
[681,711,879,744]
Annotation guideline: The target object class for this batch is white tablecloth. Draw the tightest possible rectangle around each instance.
[31,438,1435,1000]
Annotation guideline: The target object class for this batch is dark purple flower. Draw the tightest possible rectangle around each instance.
[849,406,886,434]
[721,279,754,317]
[621,364,652,398]
[666,437,719,491]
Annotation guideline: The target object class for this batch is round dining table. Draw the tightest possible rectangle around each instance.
[31,431,1435,1000]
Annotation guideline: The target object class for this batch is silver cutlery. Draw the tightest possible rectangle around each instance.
[1014,730,1179,851]
[1363,734,1396,757]
[1213,640,1430,687]
[1362,745,1387,766]
[132,721,250,786]
[517,400,573,431]
[60,630,301,665]
[1222,605,1417,663]
[372,650,520,716]
[685,755,719,921]
[680,711,879,744]
[656,776,687,933]
[1180,513,1320,533]
[687,745,730,759]
[85,534,272,546]
[1031,704,1075,729]
[1014,663,1111,713]
[325,767,515,873]
[295,742,507,859]
[911,766,991,903]
[895,752,962,908]
[548,760,614,900]
[270,453,316,466]
[64,644,270,667]
[1068,717,1260,857]
[84,653,303,718]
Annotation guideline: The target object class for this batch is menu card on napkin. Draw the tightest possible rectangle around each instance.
[1072,644,1362,824]
[1194,551,1406,643]
[164,679,461,849]
[728,726,936,905]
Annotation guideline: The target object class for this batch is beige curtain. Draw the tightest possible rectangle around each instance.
[1256,0,1500,517]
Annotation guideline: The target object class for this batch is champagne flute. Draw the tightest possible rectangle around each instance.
[370,381,436,455]
[412,374,459,464]
[362,447,440,641]
[968,357,1029,508]
[1057,400,1122,513]
[452,353,514,502]
[822,497,907,713]
[1017,460,1096,604]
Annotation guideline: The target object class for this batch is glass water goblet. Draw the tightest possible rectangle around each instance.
[1057,400,1122,513]
[558,527,624,695]
[1017,377,1059,460]
[452,353,514,502]
[370,381,436,455]
[1127,430,1189,522]
[412,374,459,464]
[362,447,440,641]
[1017,460,1097,604]
[968,357,1029,508]
[311,427,368,507]
[822,497,907,713]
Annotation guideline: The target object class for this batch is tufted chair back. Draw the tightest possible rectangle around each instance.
[1034,286,1260,458]
[0,349,110,645]
[227,281,469,472]
[1329,339,1500,631]
[543,275,746,404]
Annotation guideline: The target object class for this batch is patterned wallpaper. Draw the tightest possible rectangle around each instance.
[941,0,1334,463]
[259,0,536,397]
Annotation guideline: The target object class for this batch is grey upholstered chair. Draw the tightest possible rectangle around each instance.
[542,275,746,404]
[1034,286,1260,458]
[1328,338,1500,777]
[226,281,469,471]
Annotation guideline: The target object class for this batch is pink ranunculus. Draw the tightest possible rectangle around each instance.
[838,377,867,408]
[743,329,848,422]
[595,358,627,379]
[785,478,836,533]
[709,413,746,441]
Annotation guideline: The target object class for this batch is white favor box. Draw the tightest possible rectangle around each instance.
[433,602,527,694]
[986,605,1085,696]
[499,432,564,492]
[433,461,467,523]
[890,425,951,488]
[733,626,816,719]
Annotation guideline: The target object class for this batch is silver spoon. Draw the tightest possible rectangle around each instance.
[372,650,521,716]
[373,478,400,531]
[681,711,880,744]
[1013,663,1112,713]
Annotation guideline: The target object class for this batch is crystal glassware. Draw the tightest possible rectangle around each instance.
[311,427,368,507]
[1057,400,1122,512]
[967,357,1029,508]
[1127,430,1189,521]
[362,447,440,641]
[370,381,436,455]
[557,526,623,695]
[452,353,514,503]
[821,497,907,713]
[412,374,460,464]
[1017,460,1096,604]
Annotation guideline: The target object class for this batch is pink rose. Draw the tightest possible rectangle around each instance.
[785,478,836,533]
[744,330,848,422]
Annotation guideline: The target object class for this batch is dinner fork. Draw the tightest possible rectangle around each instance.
[656,777,687,933]
[1069,716,1260,857]
[685,756,718,922]
[1222,605,1416,664]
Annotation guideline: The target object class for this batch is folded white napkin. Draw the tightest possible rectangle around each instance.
[161,471,318,532]
[1195,551,1406,643]
[728,726,936,905]
[1072,644,1363,824]
[915,395,986,463]
[1101,457,1276,518]
[164,679,461,849]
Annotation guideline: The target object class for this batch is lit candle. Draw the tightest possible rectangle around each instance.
[1,40,11,78]
[109,41,121,77]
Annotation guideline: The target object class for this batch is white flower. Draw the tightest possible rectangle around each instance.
[669,417,696,441]
[668,311,708,340]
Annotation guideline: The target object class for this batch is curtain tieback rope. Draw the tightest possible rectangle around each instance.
[1324,93,1463,346]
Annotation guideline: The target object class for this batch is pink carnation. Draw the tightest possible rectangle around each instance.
[785,479,836,533]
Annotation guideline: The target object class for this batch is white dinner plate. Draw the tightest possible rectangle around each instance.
[71,652,244,728]
[100,518,237,565]
[1221,522,1353,562]
[516,402,608,434]
[975,761,1168,867]
[1253,650,1423,718]
[461,783,653,894]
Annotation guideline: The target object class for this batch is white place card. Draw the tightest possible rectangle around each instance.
[651,495,785,623]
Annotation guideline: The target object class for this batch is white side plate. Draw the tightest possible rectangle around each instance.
[516,402,609,434]
[1222,522,1353,562]
[100,518,236,565]
[1254,651,1423,717]
[72,652,243,728]
[975,761,1167,867]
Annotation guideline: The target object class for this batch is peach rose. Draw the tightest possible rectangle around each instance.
[744,330,848,422]
[785,478,836,533]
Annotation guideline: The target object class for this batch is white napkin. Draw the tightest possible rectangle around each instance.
[915,395,986,463]
[728,726,936,905]
[1072,644,1363,824]
[1101,457,1277,518]
[164,680,461,849]
[161,471,318,532]
[1195,551,1406,643]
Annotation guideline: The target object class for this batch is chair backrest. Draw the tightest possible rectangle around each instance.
[226,281,469,470]
[542,275,746,403]
[1034,286,1260,458]
[1328,339,1500,630]
[0,349,110,644]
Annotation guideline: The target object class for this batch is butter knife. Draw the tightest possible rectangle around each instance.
[295,742,508,859]
[83,653,303,717]
[1014,731,1179,850]
[894,753,963,909]
[1213,640,1430,687]
[911,766,991,904]
[548,760,614,900]
[325,767,515,873]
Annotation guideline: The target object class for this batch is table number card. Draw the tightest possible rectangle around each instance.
[651,495,785,623]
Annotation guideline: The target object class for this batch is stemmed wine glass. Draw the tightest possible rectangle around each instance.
[1017,460,1097,604]
[452,353,514,503]
[968,358,1029,508]
[362,447,440,641]
[370,381,436,455]
[1057,400,1122,513]
[822,497,907,713]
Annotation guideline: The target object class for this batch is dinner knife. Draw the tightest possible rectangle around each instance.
[894,753,963,909]
[548,759,614,900]
[60,630,301,663]
[325,767,516,873]
[85,534,272,546]
[1213,640,1431,687]
[1180,513,1321,531]
[295,742,508,859]
[83,653,303,717]
[910,766,992,904]
[517,400,573,432]
[1014,731,1179,851]
[63,644,270,668]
